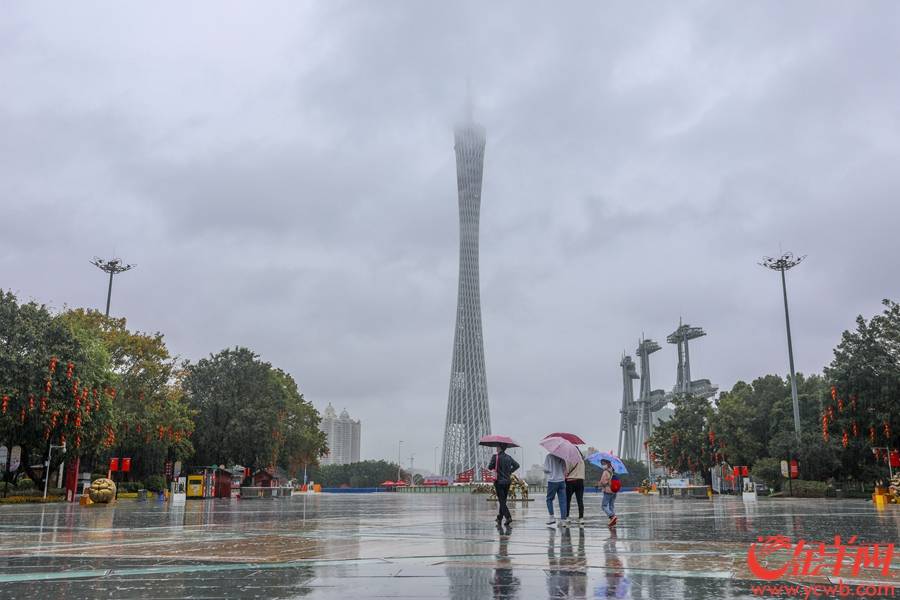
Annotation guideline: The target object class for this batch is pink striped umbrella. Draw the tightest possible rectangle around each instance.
[540,436,583,467]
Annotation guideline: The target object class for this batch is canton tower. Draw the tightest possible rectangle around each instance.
[440,107,492,480]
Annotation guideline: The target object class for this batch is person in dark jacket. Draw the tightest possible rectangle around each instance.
[488,445,520,525]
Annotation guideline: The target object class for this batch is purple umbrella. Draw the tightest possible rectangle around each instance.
[540,436,583,467]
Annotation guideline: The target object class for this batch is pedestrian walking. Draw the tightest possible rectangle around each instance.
[565,449,585,523]
[544,453,569,526]
[598,458,619,527]
[488,444,519,526]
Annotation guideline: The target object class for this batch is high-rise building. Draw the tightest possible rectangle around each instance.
[440,110,492,480]
[320,403,361,466]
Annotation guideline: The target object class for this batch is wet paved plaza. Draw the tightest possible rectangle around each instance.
[0,492,897,599]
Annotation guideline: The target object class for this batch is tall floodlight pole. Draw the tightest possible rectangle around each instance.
[760,252,805,437]
[90,257,135,316]
[397,440,404,482]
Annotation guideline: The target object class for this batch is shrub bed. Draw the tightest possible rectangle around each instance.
[0,495,65,504]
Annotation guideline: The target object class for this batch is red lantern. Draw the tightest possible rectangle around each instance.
[49,356,58,373]
[40,396,47,413]
[28,395,34,411]
[870,426,877,444]
[75,435,81,448]
[1,395,8,414]
[852,421,859,437]
[831,385,837,401]
[44,379,52,394]
[842,431,849,448]
[65,361,74,379]
[885,422,892,440]
[837,398,844,412]
[708,431,716,444]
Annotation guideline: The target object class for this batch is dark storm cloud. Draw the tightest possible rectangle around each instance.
[3,1,900,469]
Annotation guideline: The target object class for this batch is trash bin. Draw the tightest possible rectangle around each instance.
[137,489,148,501]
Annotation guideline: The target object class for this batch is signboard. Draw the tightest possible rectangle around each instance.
[9,446,21,472]
[0,446,7,472]
[780,460,789,478]
[789,459,799,479]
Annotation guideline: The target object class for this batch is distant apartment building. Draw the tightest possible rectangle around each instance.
[525,463,546,485]
[320,403,361,465]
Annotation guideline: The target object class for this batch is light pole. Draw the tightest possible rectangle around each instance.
[90,257,135,316]
[761,251,805,495]
[433,446,439,476]
[397,440,403,482]
[760,252,805,436]
[43,442,66,499]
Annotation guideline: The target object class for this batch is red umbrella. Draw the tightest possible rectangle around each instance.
[543,432,586,445]
[380,481,396,486]
[479,434,520,448]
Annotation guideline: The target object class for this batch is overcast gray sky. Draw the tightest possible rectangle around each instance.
[3,2,899,472]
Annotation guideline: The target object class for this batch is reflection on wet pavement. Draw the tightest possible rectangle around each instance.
[0,493,897,598]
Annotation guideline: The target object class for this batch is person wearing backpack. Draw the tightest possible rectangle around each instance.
[488,444,520,526]
[598,458,619,527]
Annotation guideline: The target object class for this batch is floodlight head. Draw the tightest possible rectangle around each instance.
[91,257,135,274]
[760,252,806,272]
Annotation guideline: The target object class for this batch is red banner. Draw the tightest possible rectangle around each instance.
[121,457,131,473]
[109,457,119,472]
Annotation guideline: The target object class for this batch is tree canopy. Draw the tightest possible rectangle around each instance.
[184,347,327,472]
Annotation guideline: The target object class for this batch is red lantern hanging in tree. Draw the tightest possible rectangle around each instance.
[884,422,892,440]
[28,395,34,411]
[44,379,52,394]
[831,385,837,401]
[65,361,74,379]
[852,421,859,437]
[1,395,8,414]
[49,356,58,373]
[870,426,877,444]
[837,398,844,412]
[842,430,849,448]
[40,397,47,413]
[822,413,829,441]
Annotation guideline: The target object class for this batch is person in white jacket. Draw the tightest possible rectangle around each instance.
[544,453,569,526]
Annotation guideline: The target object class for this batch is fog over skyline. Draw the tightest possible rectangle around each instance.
[3,2,899,472]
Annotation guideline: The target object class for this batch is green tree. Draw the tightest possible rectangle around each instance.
[824,299,900,483]
[61,310,195,478]
[308,460,405,488]
[648,394,717,480]
[0,292,115,489]
[184,347,326,472]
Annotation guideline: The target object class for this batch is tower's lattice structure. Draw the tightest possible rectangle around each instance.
[440,115,492,480]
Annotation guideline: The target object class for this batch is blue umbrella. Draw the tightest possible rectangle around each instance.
[586,451,628,474]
